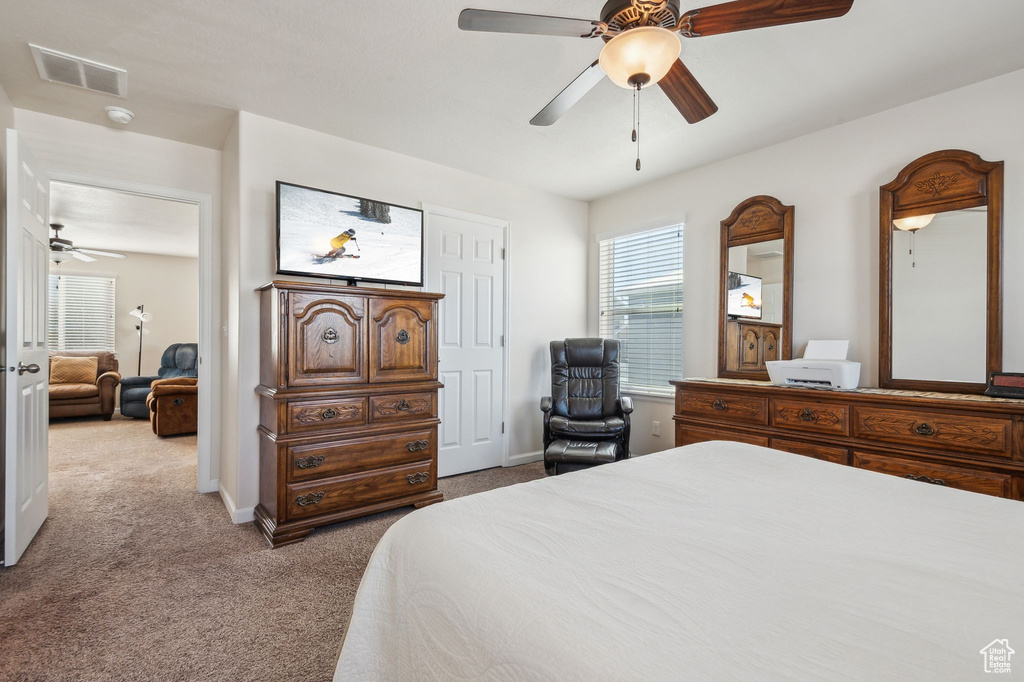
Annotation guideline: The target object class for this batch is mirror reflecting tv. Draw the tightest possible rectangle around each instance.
[727,271,763,319]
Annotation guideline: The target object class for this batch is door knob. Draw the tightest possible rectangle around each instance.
[17,362,41,375]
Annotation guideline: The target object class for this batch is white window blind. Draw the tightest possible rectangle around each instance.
[48,274,116,352]
[599,225,683,397]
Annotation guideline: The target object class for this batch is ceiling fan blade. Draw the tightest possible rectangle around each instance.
[658,59,718,124]
[530,60,606,126]
[71,251,97,262]
[458,9,604,38]
[76,248,127,259]
[680,0,854,37]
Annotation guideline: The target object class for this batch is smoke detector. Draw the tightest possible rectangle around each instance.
[30,44,127,97]
[105,106,134,124]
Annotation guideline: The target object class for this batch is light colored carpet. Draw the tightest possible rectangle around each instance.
[0,415,545,681]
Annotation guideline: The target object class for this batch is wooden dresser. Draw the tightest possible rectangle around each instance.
[724,320,781,373]
[672,378,1024,501]
[255,281,444,547]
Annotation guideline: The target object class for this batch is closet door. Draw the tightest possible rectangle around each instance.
[286,292,367,387]
[369,298,435,383]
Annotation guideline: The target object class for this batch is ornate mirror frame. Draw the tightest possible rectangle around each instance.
[718,195,794,380]
[879,149,1003,394]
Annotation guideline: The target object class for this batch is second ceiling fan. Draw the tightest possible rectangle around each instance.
[459,0,855,127]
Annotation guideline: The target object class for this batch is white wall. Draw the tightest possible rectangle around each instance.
[219,111,589,517]
[51,252,199,380]
[588,68,1024,456]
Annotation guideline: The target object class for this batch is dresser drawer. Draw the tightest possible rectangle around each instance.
[285,460,435,520]
[676,423,769,448]
[369,392,436,423]
[852,406,1012,457]
[676,391,768,425]
[286,396,366,433]
[852,451,1011,498]
[771,398,849,436]
[771,438,848,465]
[286,428,434,482]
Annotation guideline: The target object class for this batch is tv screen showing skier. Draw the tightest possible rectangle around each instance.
[276,181,424,286]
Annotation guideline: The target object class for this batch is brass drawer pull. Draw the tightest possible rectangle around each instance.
[799,408,816,422]
[905,474,946,486]
[914,423,936,437]
[406,472,429,485]
[397,329,411,345]
[323,328,339,344]
[711,398,727,411]
[397,399,411,412]
[295,455,325,470]
[296,491,325,506]
[322,408,338,420]
[406,439,429,452]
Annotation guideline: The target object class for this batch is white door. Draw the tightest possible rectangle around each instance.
[427,208,506,477]
[4,130,50,566]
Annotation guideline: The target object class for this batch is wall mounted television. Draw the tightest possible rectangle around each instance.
[276,181,424,286]
[727,271,762,319]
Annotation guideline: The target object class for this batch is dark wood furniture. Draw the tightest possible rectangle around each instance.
[723,319,781,373]
[879,149,1003,394]
[672,378,1024,501]
[255,281,444,547]
[719,195,793,380]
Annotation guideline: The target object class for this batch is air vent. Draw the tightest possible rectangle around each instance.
[30,44,126,97]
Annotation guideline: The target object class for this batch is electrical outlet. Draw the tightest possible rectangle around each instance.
[652,420,661,437]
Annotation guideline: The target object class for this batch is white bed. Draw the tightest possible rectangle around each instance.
[335,442,1024,681]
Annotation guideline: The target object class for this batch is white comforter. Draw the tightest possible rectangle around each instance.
[335,442,1024,681]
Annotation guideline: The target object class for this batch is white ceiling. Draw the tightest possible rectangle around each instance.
[2,1,1024,201]
[49,182,200,258]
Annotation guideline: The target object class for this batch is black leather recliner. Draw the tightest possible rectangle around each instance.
[120,343,199,419]
[541,338,633,475]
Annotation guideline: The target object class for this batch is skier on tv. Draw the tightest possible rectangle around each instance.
[324,228,359,260]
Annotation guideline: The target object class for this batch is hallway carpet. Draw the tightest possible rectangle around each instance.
[0,416,545,681]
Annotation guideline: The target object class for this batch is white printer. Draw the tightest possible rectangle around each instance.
[766,340,861,390]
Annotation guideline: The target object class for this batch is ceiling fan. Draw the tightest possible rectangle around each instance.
[459,0,855,129]
[49,223,127,263]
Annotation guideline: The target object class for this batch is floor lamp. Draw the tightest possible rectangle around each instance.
[128,305,153,375]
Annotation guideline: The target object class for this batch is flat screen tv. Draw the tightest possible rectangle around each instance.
[276,181,424,286]
[727,271,762,319]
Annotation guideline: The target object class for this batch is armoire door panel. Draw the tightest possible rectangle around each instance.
[287,293,367,387]
[369,298,436,383]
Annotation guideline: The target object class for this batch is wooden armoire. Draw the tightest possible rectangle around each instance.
[255,281,444,547]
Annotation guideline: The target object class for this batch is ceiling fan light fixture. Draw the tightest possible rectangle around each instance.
[599,26,680,90]
[50,250,74,263]
[893,214,935,231]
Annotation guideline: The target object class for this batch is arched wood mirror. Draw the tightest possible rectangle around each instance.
[718,195,794,380]
[879,149,1003,394]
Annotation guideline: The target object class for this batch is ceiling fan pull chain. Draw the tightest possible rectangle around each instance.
[631,86,637,143]
[630,83,638,171]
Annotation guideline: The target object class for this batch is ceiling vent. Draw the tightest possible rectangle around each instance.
[30,44,127,97]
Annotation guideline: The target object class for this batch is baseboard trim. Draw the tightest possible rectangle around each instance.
[506,450,543,467]
[218,482,255,524]
[198,477,219,495]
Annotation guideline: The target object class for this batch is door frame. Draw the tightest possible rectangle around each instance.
[421,204,511,467]
[46,171,219,494]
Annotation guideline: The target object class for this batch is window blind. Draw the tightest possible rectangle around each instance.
[598,225,683,397]
[48,274,116,352]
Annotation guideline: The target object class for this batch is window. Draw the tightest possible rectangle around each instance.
[48,274,116,352]
[598,225,683,397]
